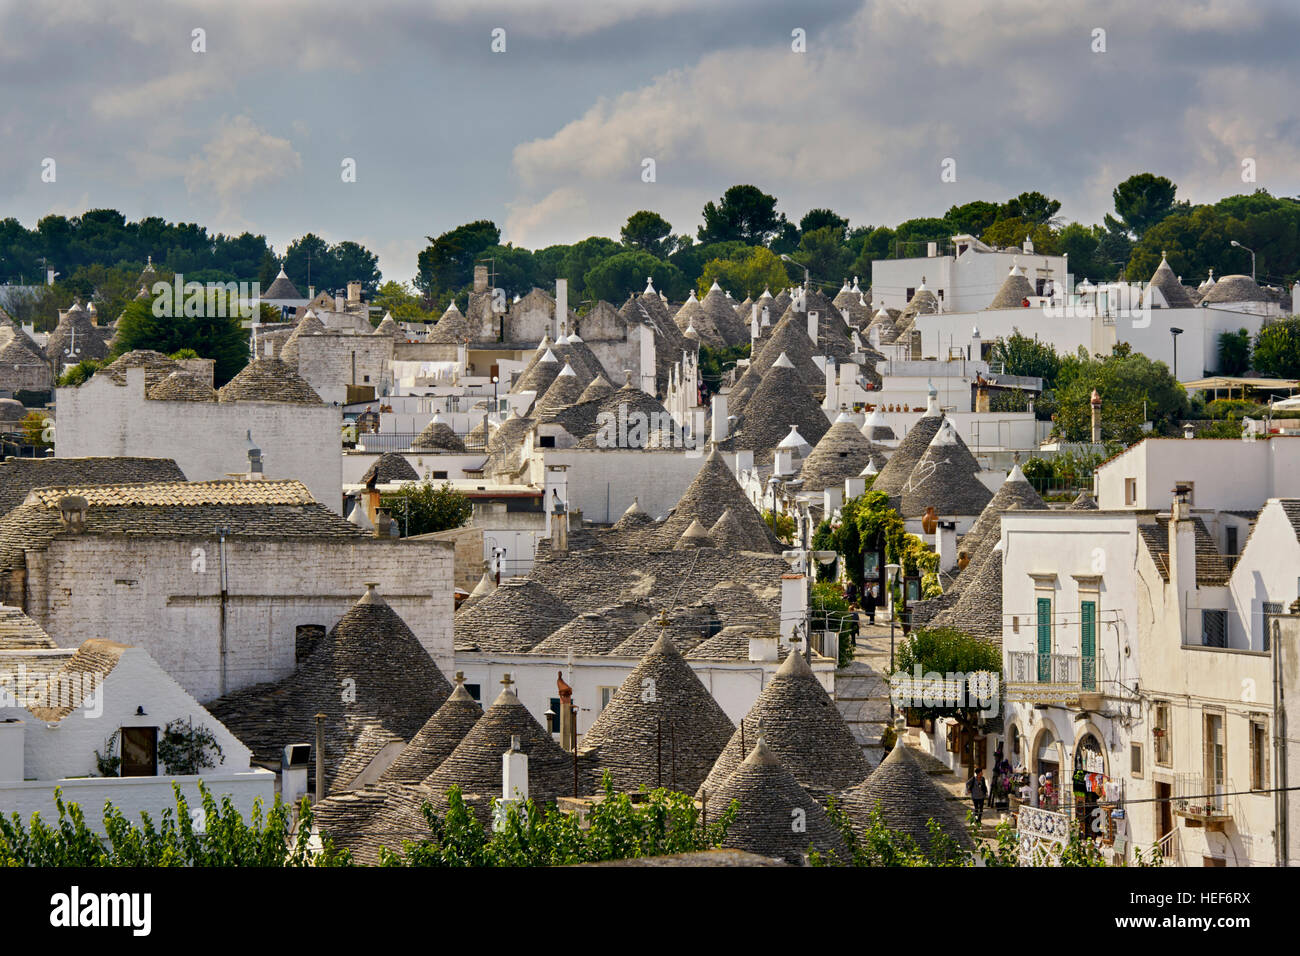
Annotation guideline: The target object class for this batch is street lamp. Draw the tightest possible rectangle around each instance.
[779,254,810,289]
[1170,326,1183,381]
[1229,240,1256,282]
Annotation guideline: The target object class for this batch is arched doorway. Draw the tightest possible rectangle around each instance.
[1030,727,1063,809]
[1073,731,1107,831]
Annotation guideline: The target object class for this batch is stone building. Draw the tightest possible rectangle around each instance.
[0,479,455,701]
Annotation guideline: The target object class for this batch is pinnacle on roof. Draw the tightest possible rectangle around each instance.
[1145,253,1196,309]
[777,425,808,451]
[837,740,973,853]
[705,736,849,865]
[773,351,794,369]
[676,518,713,548]
[379,673,484,784]
[899,419,992,517]
[699,646,870,804]
[578,632,735,794]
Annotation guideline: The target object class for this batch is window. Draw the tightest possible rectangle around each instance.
[432,470,448,480]
[1036,596,1052,682]
[464,683,481,701]
[1226,526,1239,556]
[1080,599,1097,691]
[1124,478,1137,506]
[599,686,617,711]
[121,727,158,777]
[539,435,556,448]
[1154,701,1172,767]
[1261,601,1283,652]
[547,697,562,734]
[1202,609,1227,648]
[1204,712,1226,791]
[1250,718,1269,791]
[1130,742,1143,777]
[905,287,915,301]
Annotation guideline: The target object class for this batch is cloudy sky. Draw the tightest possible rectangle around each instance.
[3,0,1298,283]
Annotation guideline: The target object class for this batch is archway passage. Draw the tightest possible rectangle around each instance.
[1073,732,1105,831]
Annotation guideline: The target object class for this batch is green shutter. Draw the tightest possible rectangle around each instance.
[1037,597,1052,682]
[1080,600,1096,691]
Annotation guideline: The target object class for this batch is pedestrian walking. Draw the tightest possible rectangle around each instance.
[863,584,877,625]
[850,607,859,647]
[966,767,989,821]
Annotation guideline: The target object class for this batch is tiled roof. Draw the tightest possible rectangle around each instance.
[954,466,1045,576]
[217,357,324,405]
[1137,516,1232,585]
[26,478,316,509]
[898,420,993,517]
[19,639,128,722]
[655,448,781,552]
[147,371,217,402]
[798,418,888,495]
[379,675,483,784]
[0,605,57,649]
[528,601,653,656]
[361,452,420,484]
[0,456,185,517]
[453,578,576,653]
[871,413,943,497]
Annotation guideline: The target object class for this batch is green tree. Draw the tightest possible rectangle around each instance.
[557,236,622,301]
[799,208,849,237]
[981,219,1060,254]
[57,359,104,387]
[1000,191,1062,227]
[1254,317,1300,378]
[1218,328,1252,376]
[697,185,783,245]
[894,626,1001,752]
[792,225,854,286]
[112,290,249,386]
[621,211,675,257]
[943,200,1001,237]
[381,481,473,537]
[583,251,687,303]
[697,246,789,299]
[283,233,332,293]
[1053,349,1188,442]
[1108,173,1182,238]
[988,331,1061,387]
[415,220,501,298]
[373,280,435,321]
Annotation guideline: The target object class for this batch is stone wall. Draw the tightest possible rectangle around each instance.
[295,333,393,406]
[27,535,455,702]
[54,367,345,513]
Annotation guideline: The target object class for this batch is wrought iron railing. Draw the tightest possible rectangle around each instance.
[1008,651,1080,685]
[1172,773,1232,818]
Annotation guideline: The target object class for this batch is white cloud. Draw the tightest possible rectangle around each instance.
[184,116,302,218]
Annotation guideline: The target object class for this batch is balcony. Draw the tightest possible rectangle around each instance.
[1005,651,1094,705]
[1172,773,1234,830]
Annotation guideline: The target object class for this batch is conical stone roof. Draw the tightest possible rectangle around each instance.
[838,741,974,853]
[655,447,780,552]
[871,411,944,497]
[707,737,849,864]
[579,633,735,794]
[698,647,870,803]
[528,601,653,656]
[361,452,420,485]
[1144,254,1196,309]
[379,674,484,783]
[954,462,1044,572]
[899,419,992,517]
[1068,489,1099,510]
[263,267,302,300]
[424,678,574,805]
[280,309,326,365]
[454,578,575,653]
[701,281,749,346]
[577,374,615,404]
[425,300,478,344]
[411,414,466,453]
[988,262,1035,309]
[730,354,829,457]
[217,357,324,404]
[207,586,453,790]
[798,416,888,494]
[534,363,585,420]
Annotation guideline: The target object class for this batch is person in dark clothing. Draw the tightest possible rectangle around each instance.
[863,584,877,625]
[966,767,989,821]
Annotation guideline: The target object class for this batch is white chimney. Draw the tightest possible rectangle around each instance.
[781,572,808,649]
[774,448,793,476]
[824,486,843,516]
[927,241,938,257]
[936,519,958,573]
[503,734,529,803]
[1170,486,1198,637]
[844,475,866,500]
[334,294,345,312]
[750,304,760,342]
[711,394,729,441]
[555,279,568,337]
[807,311,819,345]
[280,743,310,806]
[748,632,779,663]
[735,449,754,474]
[347,281,361,305]
[0,719,24,782]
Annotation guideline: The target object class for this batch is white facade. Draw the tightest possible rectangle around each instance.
[1095,436,1300,512]
[0,643,274,832]
[55,367,345,513]
[872,240,1069,313]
